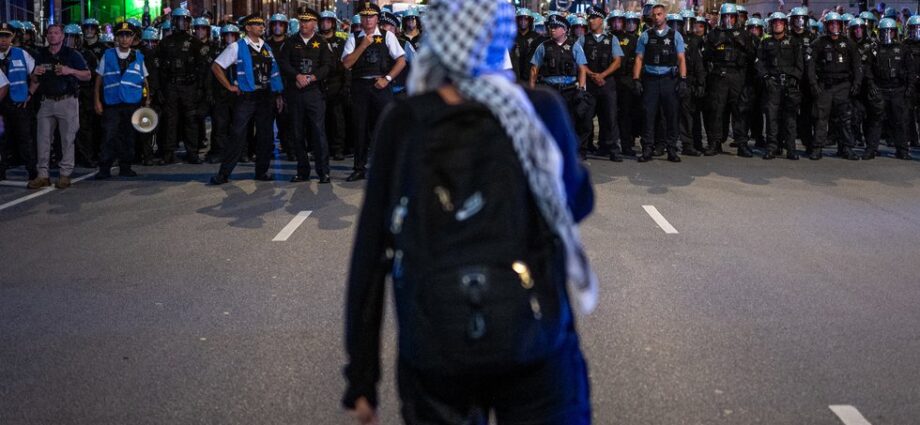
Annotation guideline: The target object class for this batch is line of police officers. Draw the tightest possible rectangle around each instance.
[511,3,920,162]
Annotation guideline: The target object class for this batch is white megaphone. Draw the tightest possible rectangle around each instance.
[131,107,159,133]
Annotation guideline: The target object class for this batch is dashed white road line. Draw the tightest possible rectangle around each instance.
[0,171,100,212]
[642,205,679,234]
[272,210,312,241]
[829,405,873,425]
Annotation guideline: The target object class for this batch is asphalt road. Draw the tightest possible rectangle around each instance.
[1,147,919,425]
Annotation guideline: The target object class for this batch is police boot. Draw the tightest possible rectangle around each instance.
[895,150,914,160]
[762,149,776,160]
[622,146,637,157]
[95,163,113,179]
[843,149,860,161]
[861,149,877,160]
[682,144,703,157]
[737,144,754,158]
[119,165,138,177]
[703,143,720,156]
[638,148,654,163]
[609,151,624,162]
[786,151,800,160]
[666,147,682,163]
[652,146,665,157]
[808,149,823,160]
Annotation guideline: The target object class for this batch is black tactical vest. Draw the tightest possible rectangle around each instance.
[162,32,202,82]
[538,38,577,77]
[249,44,273,90]
[709,28,742,66]
[762,36,799,76]
[643,28,677,67]
[583,33,613,73]
[872,43,907,87]
[614,32,638,78]
[512,30,542,81]
[814,36,852,79]
[353,30,393,78]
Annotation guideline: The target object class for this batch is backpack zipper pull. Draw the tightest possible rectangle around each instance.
[512,261,534,289]
[390,197,408,234]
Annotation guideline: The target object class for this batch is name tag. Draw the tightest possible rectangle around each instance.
[12,59,23,67]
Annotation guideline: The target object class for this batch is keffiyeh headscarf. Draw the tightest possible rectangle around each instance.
[408,0,599,314]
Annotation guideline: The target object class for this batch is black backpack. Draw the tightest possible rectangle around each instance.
[386,93,569,374]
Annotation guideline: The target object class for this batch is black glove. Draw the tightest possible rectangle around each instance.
[633,79,643,96]
[906,83,915,102]
[867,84,879,99]
[810,84,822,98]
[676,78,689,98]
[849,83,861,97]
[693,84,706,98]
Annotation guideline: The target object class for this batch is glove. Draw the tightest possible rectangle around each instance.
[633,79,643,96]
[867,84,879,99]
[810,85,821,98]
[849,83,861,97]
[906,84,915,102]
[676,78,689,98]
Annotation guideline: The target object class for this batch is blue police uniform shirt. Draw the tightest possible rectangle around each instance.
[635,27,685,75]
[576,33,625,60]
[530,38,588,85]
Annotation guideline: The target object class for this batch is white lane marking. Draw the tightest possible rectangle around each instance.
[0,180,28,187]
[829,405,873,425]
[642,205,679,234]
[272,210,312,241]
[0,170,102,212]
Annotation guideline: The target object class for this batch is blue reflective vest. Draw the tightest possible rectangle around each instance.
[3,47,31,103]
[101,48,145,105]
[234,39,283,93]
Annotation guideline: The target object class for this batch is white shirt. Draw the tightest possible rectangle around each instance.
[95,48,150,77]
[342,28,405,61]
[0,47,36,74]
[215,37,268,69]
[0,69,8,88]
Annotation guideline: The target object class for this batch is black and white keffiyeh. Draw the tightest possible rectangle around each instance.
[407,0,599,314]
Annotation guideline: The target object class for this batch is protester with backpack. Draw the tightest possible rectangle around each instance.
[343,1,598,424]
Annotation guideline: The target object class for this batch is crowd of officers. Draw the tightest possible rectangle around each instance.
[1,3,920,190]
[514,3,920,162]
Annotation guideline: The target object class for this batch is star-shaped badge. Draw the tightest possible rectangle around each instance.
[312,41,320,48]
[664,38,671,45]
[374,36,383,44]
[839,42,846,48]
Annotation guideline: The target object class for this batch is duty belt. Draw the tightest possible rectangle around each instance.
[168,76,198,85]
[540,81,577,91]
[41,93,75,101]
[768,73,798,85]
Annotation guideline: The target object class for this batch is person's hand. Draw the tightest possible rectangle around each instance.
[849,83,861,97]
[676,78,689,98]
[867,84,879,99]
[361,35,374,48]
[228,85,242,95]
[346,397,378,425]
[810,84,821,98]
[55,65,72,76]
[633,79,643,96]
[33,65,47,76]
[296,74,309,89]
[374,77,389,90]
[95,101,103,115]
[591,73,605,86]
[145,96,152,107]
[276,96,284,112]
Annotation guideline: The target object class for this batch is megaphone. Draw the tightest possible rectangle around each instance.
[131,107,159,133]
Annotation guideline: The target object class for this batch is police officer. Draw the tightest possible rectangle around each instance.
[277,9,332,183]
[341,2,406,182]
[380,11,416,99]
[610,10,642,157]
[137,27,162,166]
[789,7,817,155]
[569,15,588,40]
[401,7,423,49]
[209,14,285,185]
[319,11,348,161]
[864,18,913,160]
[848,17,883,152]
[205,24,240,164]
[679,11,707,156]
[903,15,920,149]
[530,14,590,158]
[859,12,879,39]
[581,6,624,161]
[757,12,804,160]
[82,19,107,61]
[64,23,102,168]
[267,13,293,160]
[703,3,756,157]
[808,12,863,160]
[93,22,150,179]
[0,22,37,182]
[511,8,542,83]
[158,7,209,164]
[746,17,766,150]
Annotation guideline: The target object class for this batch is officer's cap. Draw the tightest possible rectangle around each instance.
[64,23,83,35]
[546,13,569,30]
[221,24,240,34]
[0,23,14,36]
[585,6,606,20]
[358,2,381,16]
[114,22,135,35]
[380,11,400,27]
[299,9,320,22]
[878,17,897,29]
[243,14,265,26]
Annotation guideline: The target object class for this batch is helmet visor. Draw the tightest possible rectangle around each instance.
[720,14,735,29]
[880,28,896,44]
[625,19,638,33]
[911,25,920,41]
[790,15,806,31]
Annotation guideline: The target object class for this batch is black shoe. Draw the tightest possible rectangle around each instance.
[205,155,220,164]
[682,147,703,157]
[637,154,653,163]
[160,155,178,165]
[290,175,309,183]
[333,152,345,161]
[119,167,138,177]
[186,156,202,165]
[763,151,776,160]
[809,151,823,160]
[895,151,914,160]
[737,147,754,158]
[579,150,587,161]
[239,155,253,164]
[622,148,637,157]
[773,147,784,156]
[652,147,665,157]
[845,151,860,161]
[318,175,331,184]
[861,150,876,160]
[610,152,624,162]
[786,152,800,160]
[0,169,5,181]
[703,146,719,156]
[209,174,229,185]
[346,170,366,181]
[95,168,112,179]
[254,173,273,181]
[667,153,682,163]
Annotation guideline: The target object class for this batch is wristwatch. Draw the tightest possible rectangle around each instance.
[384,75,393,82]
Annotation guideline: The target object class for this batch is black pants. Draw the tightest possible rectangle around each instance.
[208,94,234,160]
[398,332,591,425]
[680,93,705,151]
[615,77,642,153]
[162,83,201,158]
[867,87,909,154]
[798,80,815,149]
[325,88,347,157]
[851,86,883,147]
[747,82,764,145]
[100,104,138,167]
[0,98,38,179]
[351,79,393,172]
[75,86,99,165]
[763,78,802,152]
[812,81,855,149]
[907,102,919,146]
[640,74,679,152]
[219,91,275,178]
[586,77,620,154]
[705,69,748,149]
[287,88,330,178]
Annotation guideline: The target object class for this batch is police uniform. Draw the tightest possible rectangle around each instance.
[850,33,883,152]
[95,27,149,179]
[865,32,913,159]
[158,27,209,163]
[511,14,543,83]
[210,18,285,184]
[206,27,239,164]
[808,33,863,159]
[321,20,348,161]
[341,2,406,181]
[635,26,685,161]
[613,27,641,156]
[703,23,756,156]
[756,28,804,159]
[76,40,101,168]
[903,31,920,148]
[277,10,333,182]
[680,27,707,155]
[790,27,817,151]
[579,12,625,160]
[266,27,293,160]
[0,25,38,181]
